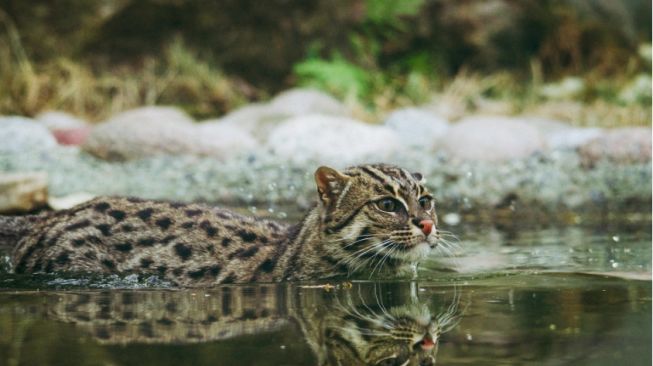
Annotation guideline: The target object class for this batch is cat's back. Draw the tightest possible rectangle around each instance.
[12,197,290,285]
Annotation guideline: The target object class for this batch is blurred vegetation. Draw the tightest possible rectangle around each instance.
[0,0,650,124]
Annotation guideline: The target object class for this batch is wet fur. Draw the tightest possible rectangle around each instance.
[8,164,443,285]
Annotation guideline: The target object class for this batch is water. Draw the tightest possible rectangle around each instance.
[0,211,650,365]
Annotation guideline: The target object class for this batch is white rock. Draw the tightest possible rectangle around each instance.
[49,192,96,210]
[524,117,603,150]
[35,111,88,130]
[383,108,449,149]
[107,106,195,126]
[0,116,57,153]
[217,103,289,140]
[441,116,545,162]
[546,127,603,150]
[268,88,348,117]
[266,114,401,167]
[219,88,348,141]
[195,123,258,156]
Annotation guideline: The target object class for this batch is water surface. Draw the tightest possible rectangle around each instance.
[0,211,650,365]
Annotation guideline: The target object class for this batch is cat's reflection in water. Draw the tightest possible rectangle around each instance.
[312,283,462,366]
[40,283,464,365]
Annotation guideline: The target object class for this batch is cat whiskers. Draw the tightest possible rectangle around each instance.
[369,242,399,278]
[348,240,392,275]
[434,287,465,333]
[435,230,461,257]
[334,237,391,276]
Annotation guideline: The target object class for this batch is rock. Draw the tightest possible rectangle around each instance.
[0,116,57,153]
[48,192,96,210]
[52,127,92,146]
[35,111,88,130]
[82,106,259,161]
[219,88,348,141]
[265,114,401,167]
[383,108,449,149]
[195,122,258,156]
[578,127,652,165]
[441,116,545,162]
[217,103,288,140]
[35,111,91,145]
[106,106,195,127]
[268,88,348,117]
[546,127,603,150]
[82,107,197,160]
[0,172,48,214]
[525,117,603,150]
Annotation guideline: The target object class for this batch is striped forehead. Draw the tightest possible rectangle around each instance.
[347,164,426,198]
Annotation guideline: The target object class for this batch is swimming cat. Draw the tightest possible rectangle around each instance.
[5,164,441,285]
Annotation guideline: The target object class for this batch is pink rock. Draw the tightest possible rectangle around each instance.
[578,127,652,165]
[52,127,92,146]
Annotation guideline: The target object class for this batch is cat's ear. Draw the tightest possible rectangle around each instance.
[315,166,350,206]
[412,172,424,182]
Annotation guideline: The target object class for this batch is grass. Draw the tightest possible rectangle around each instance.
[295,54,651,127]
[0,15,256,122]
[0,6,649,127]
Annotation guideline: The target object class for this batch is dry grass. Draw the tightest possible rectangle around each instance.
[354,69,651,127]
[0,13,256,122]
[0,7,649,127]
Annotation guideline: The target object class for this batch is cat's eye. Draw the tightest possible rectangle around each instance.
[376,198,401,213]
[418,196,433,210]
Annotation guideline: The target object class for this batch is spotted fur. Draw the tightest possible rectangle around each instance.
[8,164,442,285]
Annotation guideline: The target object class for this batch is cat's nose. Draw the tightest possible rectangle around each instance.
[420,333,435,351]
[418,219,433,235]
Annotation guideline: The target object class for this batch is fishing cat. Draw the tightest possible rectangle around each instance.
[5,164,441,285]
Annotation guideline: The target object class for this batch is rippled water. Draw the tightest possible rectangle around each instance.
[0,211,650,365]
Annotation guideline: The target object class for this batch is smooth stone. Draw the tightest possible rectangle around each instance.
[195,123,258,156]
[220,88,348,141]
[0,116,57,153]
[105,106,195,126]
[48,192,96,210]
[524,117,603,150]
[265,114,401,167]
[0,172,48,214]
[384,107,449,149]
[35,111,92,145]
[441,116,545,162]
[83,106,250,161]
[82,107,197,160]
[216,103,288,140]
[578,127,652,165]
[268,88,348,117]
[35,111,88,130]
[52,127,92,146]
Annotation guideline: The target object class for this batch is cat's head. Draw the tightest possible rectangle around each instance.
[314,163,439,271]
